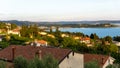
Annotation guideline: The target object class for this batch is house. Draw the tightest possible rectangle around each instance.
[74,36,81,40]
[84,54,115,68]
[35,40,48,46]
[38,32,47,36]
[8,28,20,35]
[80,37,91,44]
[113,41,120,47]
[61,34,69,38]
[0,45,84,68]
[47,34,55,38]
[30,40,48,46]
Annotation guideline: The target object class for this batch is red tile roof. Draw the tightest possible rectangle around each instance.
[37,40,47,44]
[81,37,90,41]
[0,45,72,63]
[84,54,109,67]
[12,28,20,32]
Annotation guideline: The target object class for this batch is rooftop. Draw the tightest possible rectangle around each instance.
[0,45,72,63]
[84,54,109,67]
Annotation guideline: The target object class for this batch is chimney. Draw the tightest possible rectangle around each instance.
[12,47,16,60]
[72,51,74,56]
[101,57,104,64]
[36,50,42,60]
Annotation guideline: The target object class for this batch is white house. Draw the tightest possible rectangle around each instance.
[31,40,48,46]
[8,29,20,35]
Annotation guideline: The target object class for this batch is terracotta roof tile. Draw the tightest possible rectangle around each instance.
[37,40,47,44]
[0,45,72,63]
[84,54,109,67]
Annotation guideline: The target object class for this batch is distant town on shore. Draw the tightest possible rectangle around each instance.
[0,20,120,28]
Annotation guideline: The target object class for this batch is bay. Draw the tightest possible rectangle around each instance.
[59,27,120,38]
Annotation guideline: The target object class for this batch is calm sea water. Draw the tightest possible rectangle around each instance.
[59,27,120,38]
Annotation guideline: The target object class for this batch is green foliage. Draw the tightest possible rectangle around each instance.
[73,32,84,37]
[113,36,120,42]
[0,60,6,68]
[61,37,78,48]
[14,56,28,68]
[42,54,59,68]
[54,31,62,44]
[50,27,53,33]
[9,35,30,45]
[90,33,99,40]
[20,25,28,37]
[11,23,17,30]
[0,22,6,29]
[106,64,120,68]
[56,26,59,32]
[43,36,59,47]
[111,52,120,63]
[61,37,88,52]
[28,57,43,68]
[14,55,59,68]
[109,44,118,53]
[20,24,39,38]
[84,60,100,68]
[0,41,9,49]
[104,36,112,43]
[96,44,110,54]
[90,43,118,55]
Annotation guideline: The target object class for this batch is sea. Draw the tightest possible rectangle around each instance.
[59,27,120,38]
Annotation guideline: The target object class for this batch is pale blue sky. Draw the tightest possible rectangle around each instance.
[0,0,120,21]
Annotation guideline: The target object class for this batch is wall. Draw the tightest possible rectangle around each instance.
[59,52,84,68]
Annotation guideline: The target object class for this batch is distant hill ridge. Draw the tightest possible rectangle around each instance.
[0,20,120,26]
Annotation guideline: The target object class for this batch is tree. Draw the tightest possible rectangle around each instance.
[43,36,59,47]
[95,44,110,54]
[20,25,28,37]
[61,37,78,48]
[50,27,53,33]
[0,22,6,29]
[14,54,59,68]
[104,36,112,43]
[61,37,88,52]
[42,54,59,68]
[5,35,11,41]
[90,33,99,40]
[113,36,120,42]
[28,57,43,68]
[111,52,120,63]
[11,23,17,30]
[0,41,9,49]
[84,60,100,68]
[14,56,28,68]
[56,26,59,32]
[106,64,120,68]
[9,35,29,45]
[0,60,6,68]
[109,44,118,53]
[20,24,39,38]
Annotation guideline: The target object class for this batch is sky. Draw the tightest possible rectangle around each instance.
[0,0,120,22]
